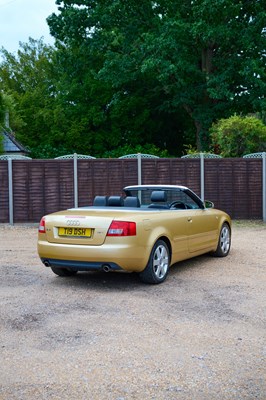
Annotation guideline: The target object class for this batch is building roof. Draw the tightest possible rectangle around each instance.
[1,130,28,155]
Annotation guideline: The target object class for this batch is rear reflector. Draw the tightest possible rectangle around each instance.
[38,217,46,233]
[107,221,136,236]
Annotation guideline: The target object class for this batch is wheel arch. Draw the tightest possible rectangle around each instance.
[215,217,231,247]
[212,219,232,257]
[219,217,232,233]
[144,227,173,266]
[139,236,172,284]
[156,235,172,265]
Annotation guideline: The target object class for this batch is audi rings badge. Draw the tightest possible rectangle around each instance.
[66,220,80,226]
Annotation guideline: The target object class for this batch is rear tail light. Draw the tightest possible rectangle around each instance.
[107,221,136,236]
[38,217,46,233]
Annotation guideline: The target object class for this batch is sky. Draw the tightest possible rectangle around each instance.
[0,0,59,54]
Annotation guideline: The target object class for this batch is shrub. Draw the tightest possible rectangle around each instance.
[210,115,266,157]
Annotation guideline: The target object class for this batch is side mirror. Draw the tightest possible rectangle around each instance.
[204,200,214,209]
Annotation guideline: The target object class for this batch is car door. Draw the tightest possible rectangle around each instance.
[143,211,190,262]
[187,209,218,253]
[170,211,191,261]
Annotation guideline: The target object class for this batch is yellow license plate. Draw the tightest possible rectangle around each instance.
[58,227,92,237]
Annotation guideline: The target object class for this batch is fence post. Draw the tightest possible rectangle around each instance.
[8,158,14,225]
[200,152,204,201]
[137,153,142,185]
[73,153,78,208]
[263,152,266,222]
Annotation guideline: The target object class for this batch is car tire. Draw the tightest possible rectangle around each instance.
[139,240,170,284]
[212,223,231,257]
[50,266,78,277]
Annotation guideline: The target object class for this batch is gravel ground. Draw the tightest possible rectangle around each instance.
[0,222,265,400]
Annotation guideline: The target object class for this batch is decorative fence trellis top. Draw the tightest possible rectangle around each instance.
[0,154,32,160]
[243,152,266,159]
[119,153,159,159]
[55,153,96,159]
[181,153,222,159]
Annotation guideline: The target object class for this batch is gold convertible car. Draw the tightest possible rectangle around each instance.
[38,185,231,284]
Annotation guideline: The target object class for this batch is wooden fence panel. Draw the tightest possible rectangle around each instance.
[205,159,236,216]
[204,159,262,218]
[0,158,264,222]
[12,161,31,222]
[141,158,201,195]
[10,160,74,222]
[77,159,138,207]
[0,161,9,223]
[246,159,262,219]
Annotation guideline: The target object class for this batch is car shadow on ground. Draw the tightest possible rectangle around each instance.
[48,254,212,292]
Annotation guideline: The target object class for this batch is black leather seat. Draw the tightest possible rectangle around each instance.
[148,191,169,209]
[124,196,140,207]
[93,195,108,206]
[107,196,124,206]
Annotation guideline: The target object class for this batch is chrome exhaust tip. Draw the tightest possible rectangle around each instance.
[43,260,50,267]
[102,264,111,273]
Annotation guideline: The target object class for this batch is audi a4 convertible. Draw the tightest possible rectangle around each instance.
[37,185,231,284]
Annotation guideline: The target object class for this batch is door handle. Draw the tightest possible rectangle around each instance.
[187,218,192,222]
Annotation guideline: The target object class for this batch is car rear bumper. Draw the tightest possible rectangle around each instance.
[41,258,122,271]
[38,240,148,272]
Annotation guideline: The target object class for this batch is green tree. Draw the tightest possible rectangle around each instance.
[0,93,26,132]
[0,92,4,153]
[48,0,266,151]
[0,92,4,122]
[0,38,64,157]
[210,115,266,157]
[47,30,192,156]
[101,143,170,158]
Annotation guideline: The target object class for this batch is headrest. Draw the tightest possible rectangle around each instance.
[124,196,140,207]
[107,196,124,206]
[150,191,167,202]
[93,195,108,206]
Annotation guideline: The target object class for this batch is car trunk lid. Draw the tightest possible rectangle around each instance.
[44,209,115,245]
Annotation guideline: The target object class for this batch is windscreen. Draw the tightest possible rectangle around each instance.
[125,188,202,209]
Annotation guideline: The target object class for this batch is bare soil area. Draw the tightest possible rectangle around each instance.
[0,222,265,400]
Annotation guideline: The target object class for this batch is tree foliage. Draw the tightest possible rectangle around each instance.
[210,115,266,157]
[0,137,3,155]
[101,143,170,158]
[0,92,4,123]
[0,38,61,155]
[0,93,4,154]
[49,0,266,150]
[0,1,265,158]
[1,93,26,132]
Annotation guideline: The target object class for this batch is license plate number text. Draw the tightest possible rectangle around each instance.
[58,227,91,237]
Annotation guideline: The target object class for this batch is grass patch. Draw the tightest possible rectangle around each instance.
[232,220,266,228]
